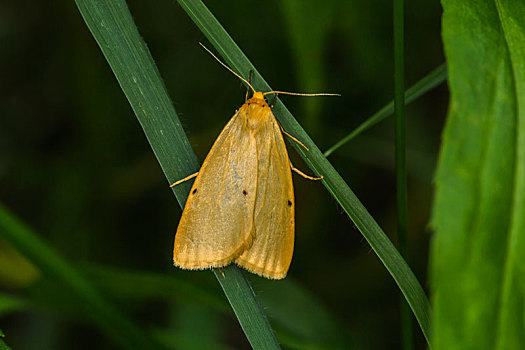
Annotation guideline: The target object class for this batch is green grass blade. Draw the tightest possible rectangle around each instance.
[214,266,280,349]
[324,63,447,157]
[177,0,431,344]
[74,0,280,348]
[393,0,413,349]
[0,204,164,350]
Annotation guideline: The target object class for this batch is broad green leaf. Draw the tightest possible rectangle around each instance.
[431,1,525,349]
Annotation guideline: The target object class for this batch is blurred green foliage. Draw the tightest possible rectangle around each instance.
[0,0,445,349]
[0,328,12,350]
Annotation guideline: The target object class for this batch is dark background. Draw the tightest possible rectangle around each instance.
[0,0,446,349]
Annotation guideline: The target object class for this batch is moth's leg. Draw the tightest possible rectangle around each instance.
[170,172,198,187]
[245,70,253,101]
[217,267,226,278]
[279,124,309,151]
[289,160,323,181]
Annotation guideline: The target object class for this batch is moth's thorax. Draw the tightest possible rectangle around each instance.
[240,91,273,129]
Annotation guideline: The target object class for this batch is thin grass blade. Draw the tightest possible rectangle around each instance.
[74,0,280,348]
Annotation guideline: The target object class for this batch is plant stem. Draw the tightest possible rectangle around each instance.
[394,0,413,349]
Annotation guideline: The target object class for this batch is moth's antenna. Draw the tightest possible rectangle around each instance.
[199,42,256,95]
[263,91,341,97]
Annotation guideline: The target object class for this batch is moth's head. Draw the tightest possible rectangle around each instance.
[246,91,270,108]
[252,91,265,101]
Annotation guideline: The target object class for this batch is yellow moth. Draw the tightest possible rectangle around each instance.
[171,45,337,279]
